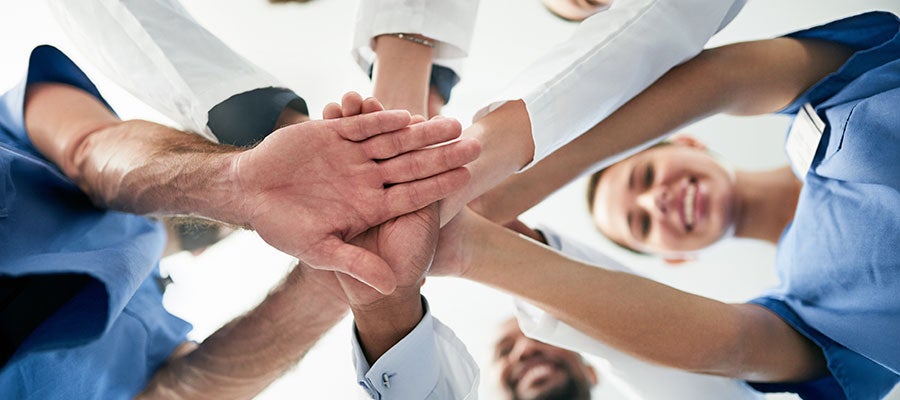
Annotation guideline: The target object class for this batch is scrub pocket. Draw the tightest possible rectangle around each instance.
[817,92,900,189]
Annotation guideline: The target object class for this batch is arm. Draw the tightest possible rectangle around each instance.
[471,36,855,224]
[371,34,434,117]
[24,82,479,293]
[437,0,747,223]
[438,209,828,382]
[352,0,479,85]
[137,263,348,399]
[324,96,479,399]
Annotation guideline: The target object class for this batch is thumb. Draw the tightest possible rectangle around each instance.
[309,237,398,295]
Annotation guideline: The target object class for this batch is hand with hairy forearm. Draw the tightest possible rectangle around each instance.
[136,262,349,400]
[24,83,480,294]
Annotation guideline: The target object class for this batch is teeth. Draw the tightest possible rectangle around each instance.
[684,183,696,228]
[521,364,553,385]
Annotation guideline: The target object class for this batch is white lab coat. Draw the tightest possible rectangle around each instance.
[47,0,284,141]
[353,0,746,168]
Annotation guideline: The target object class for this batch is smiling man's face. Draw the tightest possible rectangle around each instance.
[494,319,597,400]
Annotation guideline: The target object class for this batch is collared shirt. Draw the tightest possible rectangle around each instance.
[749,12,900,400]
[351,298,479,400]
[47,0,304,144]
[514,226,764,400]
[0,45,191,400]
[354,0,746,169]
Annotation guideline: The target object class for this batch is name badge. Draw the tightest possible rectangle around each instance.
[785,103,826,178]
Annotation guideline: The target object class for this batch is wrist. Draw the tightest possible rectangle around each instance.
[351,288,423,334]
[184,150,249,226]
[351,290,424,364]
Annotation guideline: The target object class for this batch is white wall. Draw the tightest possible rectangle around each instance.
[1,0,897,398]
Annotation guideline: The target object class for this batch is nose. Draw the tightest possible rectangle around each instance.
[509,337,543,363]
[636,186,669,216]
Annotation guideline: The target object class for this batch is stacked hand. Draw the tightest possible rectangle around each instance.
[231,94,479,294]
[319,93,447,308]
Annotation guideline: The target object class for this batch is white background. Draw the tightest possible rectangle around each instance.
[2,0,898,398]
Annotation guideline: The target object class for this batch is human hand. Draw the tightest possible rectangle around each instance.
[430,207,484,278]
[232,95,480,294]
[322,93,440,307]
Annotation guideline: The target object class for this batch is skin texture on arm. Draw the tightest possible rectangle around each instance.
[434,209,828,383]
[470,38,854,224]
[372,34,434,117]
[23,83,480,294]
[136,263,349,399]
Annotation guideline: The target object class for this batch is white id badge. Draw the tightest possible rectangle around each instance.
[785,103,826,177]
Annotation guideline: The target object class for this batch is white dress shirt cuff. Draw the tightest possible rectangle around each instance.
[352,298,440,400]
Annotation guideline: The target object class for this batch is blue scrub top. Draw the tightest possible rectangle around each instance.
[0,46,191,399]
[748,12,900,400]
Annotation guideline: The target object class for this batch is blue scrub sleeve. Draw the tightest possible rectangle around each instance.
[748,298,899,399]
[778,11,900,115]
[0,45,115,159]
[0,46,167,360]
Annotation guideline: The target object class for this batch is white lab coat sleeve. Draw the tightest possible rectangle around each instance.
[473,0,747,169]
[47,0,284,141]
[352,0,480,79]
[351,298,479,399]
[515,226,764,400]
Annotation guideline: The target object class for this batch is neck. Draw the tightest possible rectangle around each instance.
[731,166,802,244]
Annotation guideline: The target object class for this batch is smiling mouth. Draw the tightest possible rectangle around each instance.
[684,178,697,232]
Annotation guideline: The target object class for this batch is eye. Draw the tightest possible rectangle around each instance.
[640,213,651,238]
[495,341,513,360]
[644,164,654,187]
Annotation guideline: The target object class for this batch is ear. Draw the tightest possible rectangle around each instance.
[669,133,706,151]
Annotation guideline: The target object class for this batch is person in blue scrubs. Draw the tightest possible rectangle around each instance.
[434,11,900,400]
[0,44,475,399]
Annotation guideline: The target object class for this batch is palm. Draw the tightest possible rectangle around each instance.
[336,204,439,307]
[233,110,475,293]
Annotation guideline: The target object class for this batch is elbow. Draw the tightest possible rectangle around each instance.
[62,120,126,206]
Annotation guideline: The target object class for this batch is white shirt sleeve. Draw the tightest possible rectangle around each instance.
[474,0,747,169]
[47,0,284,141]
[351,298,479,399]
[352,0,479,79]
[516,226,764,400]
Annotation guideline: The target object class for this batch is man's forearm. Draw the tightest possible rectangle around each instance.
[138,265,349,399]
[25,83,245,225]
[351,288,424,365]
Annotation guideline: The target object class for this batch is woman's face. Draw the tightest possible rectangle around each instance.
[592,141,737,255]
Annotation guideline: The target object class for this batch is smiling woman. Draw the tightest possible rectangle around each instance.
[590,136,746,257]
